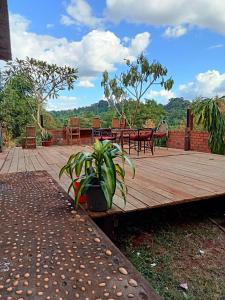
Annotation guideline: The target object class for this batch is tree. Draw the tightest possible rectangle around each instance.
[3,57,78,132]
[122,99,166,128]
[101,53,173,127]
[192,97,225,154]
[165,97,191,128]
[0,74,34,138]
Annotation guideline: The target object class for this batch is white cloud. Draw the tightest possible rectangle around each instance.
[46,96,78,111]
[106,0,225,35]
[164,25,187,38]
[60,15,75,26]
[78,79,94,88]
[148,89,176,104]
[179,70,225,99]
[9,14,150,80]
[61,0,102,28]
[130,32,150,54]
[208,44,224,49]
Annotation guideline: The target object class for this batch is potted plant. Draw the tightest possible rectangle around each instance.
[42,131,52,146]
[59,139,135,212]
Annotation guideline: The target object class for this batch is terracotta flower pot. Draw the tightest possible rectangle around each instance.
[42,140,52,147]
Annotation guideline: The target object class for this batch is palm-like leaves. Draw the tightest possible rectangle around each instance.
[59,140,135,208]
[192,97,225,154]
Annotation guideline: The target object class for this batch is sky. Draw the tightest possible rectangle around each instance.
[4,0,225,110]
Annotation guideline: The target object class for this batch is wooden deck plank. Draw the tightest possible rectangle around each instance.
[1,145,225,218]
[134,159,225,194]
[17,148,26,172]
[8,147,19,173]
[0,148,13,174]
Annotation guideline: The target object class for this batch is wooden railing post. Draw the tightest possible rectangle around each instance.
[184,108,193,151]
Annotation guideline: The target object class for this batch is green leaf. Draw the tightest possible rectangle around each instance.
[115,163,125,179]
[100,180,112,209]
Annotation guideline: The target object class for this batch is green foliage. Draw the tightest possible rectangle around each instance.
[60,140,135,209]
[43,110,63,129]
[50,100,110,126]
[101,53,174,127]
[3,57,78,130]
[41,131,52,141]
[123,99,166,128]
[192,97,225,154]
[0,74,34,138]
[50,98,167,129]
[165,97,191,128]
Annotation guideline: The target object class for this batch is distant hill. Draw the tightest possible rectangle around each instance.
[50,100,110,127]
[164,97,191,127]
[49,97,191,129]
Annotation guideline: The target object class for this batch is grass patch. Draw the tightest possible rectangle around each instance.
[117,204,225,300]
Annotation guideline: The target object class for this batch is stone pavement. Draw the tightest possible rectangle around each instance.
[0,171,160,300]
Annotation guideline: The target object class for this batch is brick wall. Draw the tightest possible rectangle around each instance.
[47,128,92,145]
[190,131,210,153]
[167,130,210,153]
[48,128,212,153]
[48,129,67,145]
[167,130,185,149]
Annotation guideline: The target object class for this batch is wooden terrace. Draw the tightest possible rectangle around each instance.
[1,145,225,219]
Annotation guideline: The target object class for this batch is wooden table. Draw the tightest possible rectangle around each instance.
[112,128,137,149]
[112,128,156,150]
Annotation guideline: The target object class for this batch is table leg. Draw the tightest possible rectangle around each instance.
[121,130,124,150]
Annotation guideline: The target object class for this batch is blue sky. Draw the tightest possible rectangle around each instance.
[6,0,225,110]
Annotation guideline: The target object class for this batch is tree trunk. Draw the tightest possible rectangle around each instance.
[36,102,44,133]
[131,100,140,128]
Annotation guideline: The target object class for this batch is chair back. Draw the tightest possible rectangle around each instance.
[26,126,36,137]
[120,118,126,129]
[139,128,154,140]
[69,117,80,127]
[111,117,120,128]
[92,117,101,128]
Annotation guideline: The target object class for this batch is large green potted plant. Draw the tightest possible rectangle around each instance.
[59,139,135,211]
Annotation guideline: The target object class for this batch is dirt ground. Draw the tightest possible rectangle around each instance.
[116,200,225,300]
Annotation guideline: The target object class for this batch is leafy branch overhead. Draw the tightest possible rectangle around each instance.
[101,53,174,127]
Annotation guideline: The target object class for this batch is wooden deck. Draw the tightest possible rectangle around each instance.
[1,145,225,218]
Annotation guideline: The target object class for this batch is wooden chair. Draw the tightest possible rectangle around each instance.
[128,129,154,156]
[120,118,126,129]
[92,117,101,129]
[97,129,116,142]
[67,117,80,145]
[24,126,36,149]
[111,117,120,129]
[154,120,169,149]
[92,117,102,142]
